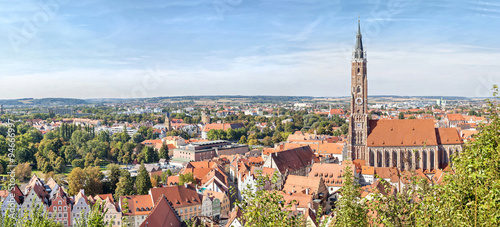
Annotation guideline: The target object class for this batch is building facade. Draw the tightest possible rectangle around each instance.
[347,21,463,171]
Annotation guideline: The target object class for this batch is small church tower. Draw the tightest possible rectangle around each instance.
[165,112,172,132]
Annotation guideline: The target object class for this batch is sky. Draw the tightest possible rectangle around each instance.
[0,0,499,99]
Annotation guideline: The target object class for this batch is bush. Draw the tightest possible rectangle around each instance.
[71,159,84,168]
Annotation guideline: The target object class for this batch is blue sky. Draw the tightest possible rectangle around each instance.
[0,0,499,99]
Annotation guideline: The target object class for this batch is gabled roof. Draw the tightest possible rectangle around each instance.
[374,167,400,183]
[436,128,463,145]
[45,177,58,191]
[269,146,316,174]
[446,114,465,121]
[9,185,24,205]
[150,184,201,209]
[283,175,323,195]
[120,194,154,216]
[368,119,438,147]
[226,207,244,227]
[140,196,181,227]
[74,189,89,206]
[309,163,357,187]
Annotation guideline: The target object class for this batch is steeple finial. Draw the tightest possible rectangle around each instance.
[354,19,364,59]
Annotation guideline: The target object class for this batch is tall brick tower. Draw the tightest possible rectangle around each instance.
[348,20,369,160]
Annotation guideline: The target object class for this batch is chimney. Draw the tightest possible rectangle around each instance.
[184,183,188,188]
[305,188,309,195]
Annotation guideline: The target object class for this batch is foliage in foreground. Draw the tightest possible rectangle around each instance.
[0,201,111,227]
[234,171,305,227]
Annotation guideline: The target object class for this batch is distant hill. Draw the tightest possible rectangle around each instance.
[0,98,87,106]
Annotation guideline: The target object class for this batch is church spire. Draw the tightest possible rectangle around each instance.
[354,20,364,59]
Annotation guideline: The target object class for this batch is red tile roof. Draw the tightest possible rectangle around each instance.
[120,195,154,216]
[268,146,316,174]
[446,114,465,121]
[150,184,201,209]
[140,195,181,227]
[436,128,463,145]
[368,119,438,147]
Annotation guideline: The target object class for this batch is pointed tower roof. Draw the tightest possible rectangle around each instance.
[354,20,364,59]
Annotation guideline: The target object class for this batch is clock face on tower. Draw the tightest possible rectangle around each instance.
[355,97,363,105]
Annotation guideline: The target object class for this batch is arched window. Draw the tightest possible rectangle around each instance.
[422,150,428,170]
[430,149,435,169]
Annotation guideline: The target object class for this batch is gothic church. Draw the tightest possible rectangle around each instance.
[347,21,463,171]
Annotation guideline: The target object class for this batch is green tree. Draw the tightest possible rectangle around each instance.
[53,157,66,174]
[179,172,196,185]
[239,135,247,144]
[68,167,85,196]
[398,112,405,119]
[159,143,169,160]
[107,164,121,193]
[262,136,273,147]
[333,163,368,226]
[85,153,95,167]
[235,172,304,226]
[64,145,77,164]
[271,132,283,144]
[417,85,500,226]
[84,166,104,196]
[73,200,111,227]
[135,163,152,195]
[14,162,32,182]
[114,170,135,201]
[72,159,85,168]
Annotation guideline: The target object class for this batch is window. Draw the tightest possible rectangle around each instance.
[58,201,62,205]
[64,207,67,211]
[64,213,67,217]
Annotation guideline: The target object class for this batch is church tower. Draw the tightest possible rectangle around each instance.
[348,20,369,160]
[165,112,172,132]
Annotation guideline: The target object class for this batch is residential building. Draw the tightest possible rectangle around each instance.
[47,187,71,226]
[120,194,154,227]
[139,195,182,227]
[149,184,202,221]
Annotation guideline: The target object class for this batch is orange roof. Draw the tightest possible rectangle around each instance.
[361,166,374,175]
[368,119,438,147]
[280,192,314,209]
[309,163,357,187]
[283,175,323,195]
[247,156,264,164]
[329,109,345,115]
[120,194,154,216]
[460,129,478,139]
[166,175,179,186]
[140,195,181,227]
[203,123,244,132]
[446,114,465,121]
[436,128,463,145]
[150,184,201,209]
[374,167,400,183]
